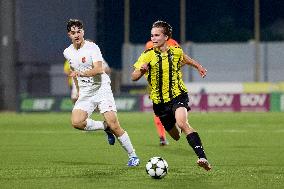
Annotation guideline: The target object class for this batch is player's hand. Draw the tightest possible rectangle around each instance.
[198,65,207,78]
[140,63,149,74]
[74,94,79,102]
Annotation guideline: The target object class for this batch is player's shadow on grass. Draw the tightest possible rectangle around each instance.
[53,160,110,166]
[52,161,131,177]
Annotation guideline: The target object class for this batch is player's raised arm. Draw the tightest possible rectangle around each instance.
[182,54,207,78]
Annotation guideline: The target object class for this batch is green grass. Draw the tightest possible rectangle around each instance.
[0,112,283,189]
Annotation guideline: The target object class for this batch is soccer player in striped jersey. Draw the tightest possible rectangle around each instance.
[147,39,178,146]
[145,40,178,146]
[131,20,211,171]
[145,38,206,146]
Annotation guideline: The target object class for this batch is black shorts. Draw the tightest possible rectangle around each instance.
[153,93,190,131]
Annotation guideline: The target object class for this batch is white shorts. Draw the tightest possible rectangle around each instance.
[73,84,117,117]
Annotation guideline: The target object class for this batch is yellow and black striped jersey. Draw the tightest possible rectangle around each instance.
[134,46,188,104]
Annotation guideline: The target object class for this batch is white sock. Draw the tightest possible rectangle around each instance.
[118,131,137,158]
[84,119,105,131]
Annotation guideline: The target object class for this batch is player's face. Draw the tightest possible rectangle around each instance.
[151,27,168,48]
[68,26,84,46]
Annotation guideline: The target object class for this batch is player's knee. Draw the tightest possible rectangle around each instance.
[175,120,187,131]
[176,122,195,135]
[106,117,119,129]
[112,126,122,135]
[71,120,85,130]
[109,122,123,134]
[72,123,83,130]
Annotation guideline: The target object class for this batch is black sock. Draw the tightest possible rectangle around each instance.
[186,132,207,159]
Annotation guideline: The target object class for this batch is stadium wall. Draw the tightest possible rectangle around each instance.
[122,42,284,85]
[16,42,284,98]
[18,92,284,113]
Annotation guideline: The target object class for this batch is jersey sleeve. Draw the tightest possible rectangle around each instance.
[91,44,104,62]
[63,49,69,60]
[172,46,184,63]
[63,48,72,68]
[133,50,152,70]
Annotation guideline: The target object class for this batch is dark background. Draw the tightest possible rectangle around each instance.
[16,0,284,69]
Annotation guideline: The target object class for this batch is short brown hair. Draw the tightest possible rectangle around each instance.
[152,20,172,39]
[67,19,84,32]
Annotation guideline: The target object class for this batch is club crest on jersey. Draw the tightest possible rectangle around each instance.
[81,57,86,63]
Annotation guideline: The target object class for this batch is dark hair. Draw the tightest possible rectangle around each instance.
[152,20,172,39]
[67,19,84,32]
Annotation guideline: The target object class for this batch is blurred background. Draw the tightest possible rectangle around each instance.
[0,0,284,112]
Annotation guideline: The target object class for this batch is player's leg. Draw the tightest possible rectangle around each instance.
[71,97,105,131]
[103,111,124,137]
[174,107,194,134]
[175,107,211,171]
[71,109,88,129]
[153,103,181,141]
[158,113,181,141]
[98,88,139,166]
[90,102,115,145]
[71,109,106,131]
[103,111,139,166]
[103,121,116,145]
[153,115,169,146]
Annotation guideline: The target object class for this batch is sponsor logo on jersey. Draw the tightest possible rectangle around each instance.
[82,57,86,63]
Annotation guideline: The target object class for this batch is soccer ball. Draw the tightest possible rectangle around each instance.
[145,157,168,179]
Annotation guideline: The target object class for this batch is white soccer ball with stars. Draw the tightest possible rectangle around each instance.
[145,156,168,179]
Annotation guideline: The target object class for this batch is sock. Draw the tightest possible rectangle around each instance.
[186,132,207,159]
[154,116,166,139]
[84,119,105,131]
[117,131,137,158]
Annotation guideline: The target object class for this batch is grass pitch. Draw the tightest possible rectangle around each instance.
[0,112,283,189]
